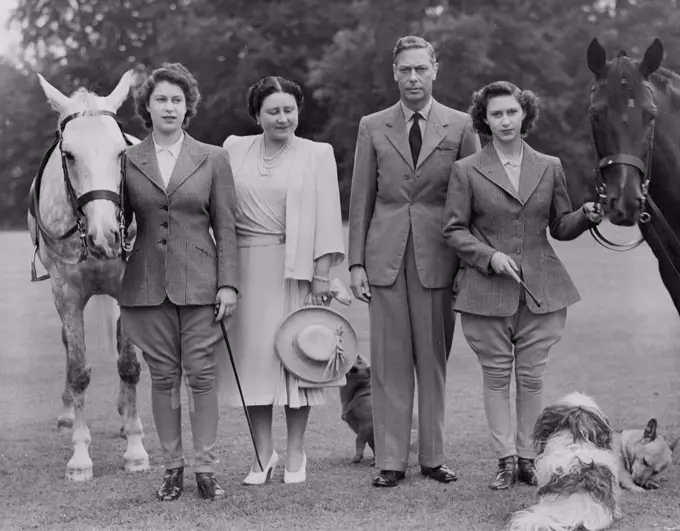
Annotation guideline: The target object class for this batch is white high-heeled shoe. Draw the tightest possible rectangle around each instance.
[243,450,279,485]
[284,453,307,484]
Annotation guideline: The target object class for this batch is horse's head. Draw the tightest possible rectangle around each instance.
[586,38,663,226]
[37,71,134,259]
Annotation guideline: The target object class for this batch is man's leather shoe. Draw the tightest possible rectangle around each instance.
[421,464,458,483]
[156,466,184,501]
[517,457,537,486]
[372,470,405,488]
[489,456,516,490]
[195,472,226,500]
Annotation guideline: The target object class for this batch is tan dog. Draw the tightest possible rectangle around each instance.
[339,355,418,465]
[614,418,678,492]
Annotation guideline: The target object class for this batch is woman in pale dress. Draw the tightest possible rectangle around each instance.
[219,76,345,484]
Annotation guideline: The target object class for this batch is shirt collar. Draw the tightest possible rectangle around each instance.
[401,98,433,124]
[153,131,185,158]
[493,141,523,167]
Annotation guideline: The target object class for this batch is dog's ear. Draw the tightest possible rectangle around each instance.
[643,418,658,442]
[669,436,680,453]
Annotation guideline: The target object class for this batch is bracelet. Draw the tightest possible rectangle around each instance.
[313,274,330,283]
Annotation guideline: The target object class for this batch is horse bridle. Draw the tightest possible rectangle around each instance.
[588,76,680,288]
[33,110,133,266]
[588,78,655,251]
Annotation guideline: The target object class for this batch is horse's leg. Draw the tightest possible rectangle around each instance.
[53,281,93,481]
[116,316,127,438]
[116,316,150,473]
[117,380,126,437]
[657,259,680,316]
[642,226,680,316]
[57,325,75,431]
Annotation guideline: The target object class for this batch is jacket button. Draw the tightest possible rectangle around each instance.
[162,222,168,228]
[161,205,168,211]
[160,239,167,245]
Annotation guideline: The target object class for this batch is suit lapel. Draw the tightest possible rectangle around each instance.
[517,143,548,204]
[473,143,522,203]
[416,101,448,169]
[126,135,165,192]
[383,103,414,171]
[166,134,209,196]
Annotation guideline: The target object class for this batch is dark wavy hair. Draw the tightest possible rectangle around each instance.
[133,63,201,130]
[392,35,436,64]
[247,76,304,122]
[468,81,540,137]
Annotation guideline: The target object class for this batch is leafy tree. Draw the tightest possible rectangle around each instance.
[2,0,680,227]
[0,59,54,228]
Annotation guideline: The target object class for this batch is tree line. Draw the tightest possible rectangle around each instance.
[1,0,678,228]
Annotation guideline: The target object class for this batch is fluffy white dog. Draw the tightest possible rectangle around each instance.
[507,392,620,531]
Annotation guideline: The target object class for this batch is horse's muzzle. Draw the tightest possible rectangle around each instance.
[605,195,644,226]
[86,230,121,260]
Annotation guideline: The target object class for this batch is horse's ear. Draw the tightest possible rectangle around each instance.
[639,38,664,78]
[36,73,71,113]
[587,38,608,77]
[104,70,134,111]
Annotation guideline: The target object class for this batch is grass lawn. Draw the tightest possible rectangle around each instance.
[1,225,679,530]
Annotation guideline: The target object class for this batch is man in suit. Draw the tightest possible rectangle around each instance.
[442,80,602,490]
[348,35,481,488]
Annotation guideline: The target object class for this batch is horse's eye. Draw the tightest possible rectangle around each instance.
[62,151,75,161]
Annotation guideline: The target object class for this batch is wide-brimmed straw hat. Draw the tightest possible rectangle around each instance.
[274,306,358,385]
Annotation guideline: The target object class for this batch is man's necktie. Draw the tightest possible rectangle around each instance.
[409,112,422,168]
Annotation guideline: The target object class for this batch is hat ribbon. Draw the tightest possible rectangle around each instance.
[319,325,347,381]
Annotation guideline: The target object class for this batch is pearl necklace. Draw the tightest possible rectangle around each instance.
[257,135,293,177]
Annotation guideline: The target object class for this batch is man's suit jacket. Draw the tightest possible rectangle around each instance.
[442,141,593,317]
[348,100,481,289]
[120,133,238,307]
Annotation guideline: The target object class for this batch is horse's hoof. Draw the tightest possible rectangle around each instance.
[57,417,74,431]
[124,457,150,473]
[66,466,93,482]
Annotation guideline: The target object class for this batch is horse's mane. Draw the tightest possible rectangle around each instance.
[650,67,680,110]
[57,87,105,125]
[610,52,680,112]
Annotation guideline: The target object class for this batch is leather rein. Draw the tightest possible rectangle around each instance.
[32,110,133,266]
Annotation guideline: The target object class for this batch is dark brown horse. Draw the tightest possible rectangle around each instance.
[585,38,680,315]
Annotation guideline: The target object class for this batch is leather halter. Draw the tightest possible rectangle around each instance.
[588,79,655,251]
[31,110,132,275]
[588,76,680,283]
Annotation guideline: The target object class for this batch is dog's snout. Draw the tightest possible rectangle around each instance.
[349,367,358,374]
